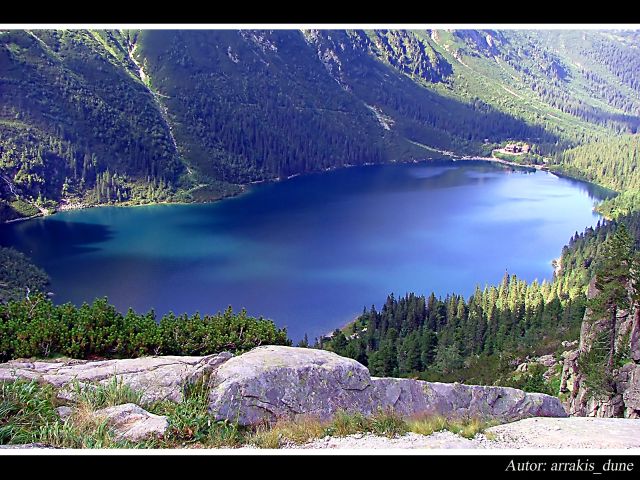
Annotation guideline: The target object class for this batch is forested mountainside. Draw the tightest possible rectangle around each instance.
[320,211,640,390]
[552,134,640,218]
[2,29,640,221]
[0,247,49,302]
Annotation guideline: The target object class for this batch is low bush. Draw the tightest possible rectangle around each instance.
[0,293,290,361]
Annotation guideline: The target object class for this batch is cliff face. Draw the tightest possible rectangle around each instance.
[561,278,640,418]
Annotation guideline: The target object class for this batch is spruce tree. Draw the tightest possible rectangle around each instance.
[587,224,634,390]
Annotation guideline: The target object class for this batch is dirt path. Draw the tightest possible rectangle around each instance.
[486,417,640,449]
[290,417,640,450]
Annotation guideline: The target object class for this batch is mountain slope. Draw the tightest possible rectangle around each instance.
[2,28,640,221]
[0,30,182,212]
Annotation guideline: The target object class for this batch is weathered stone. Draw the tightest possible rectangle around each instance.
[56,406,73,421]
[561,277,640,418]
[207,345,372,424]
[0,443,56,449]
[622,364,640,418]
[631,309,640,363]
[207,346,567,426]
[0,347,568,429]
[93,403,168,442]
[537,354,557,368]
[0,353,233,404]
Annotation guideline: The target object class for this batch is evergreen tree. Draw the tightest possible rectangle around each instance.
[585,224,634,389]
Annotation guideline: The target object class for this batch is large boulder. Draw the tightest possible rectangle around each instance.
[207,345,373,425]
[0,353,232,404]
[207,346,567,425]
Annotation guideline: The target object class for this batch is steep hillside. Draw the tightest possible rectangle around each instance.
[552,134,640,218]
[0,247,50,302]
[420,30,640,139]
[0,30,184,219]
[132,30,388,183]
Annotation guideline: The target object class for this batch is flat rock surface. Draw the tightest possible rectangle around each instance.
[0,353,232,403]
[292,418,640,449]
[485,417,640,449]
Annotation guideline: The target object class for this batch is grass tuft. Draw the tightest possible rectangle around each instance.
[38,403,119,448]
[369,409,408,438]
[407,415,494,439]
[249,409,408,448]
[325,410,368,437]
[0,380,58,445]
[71,376,144,410]
[147,375,245,448]
[249,416,327,448]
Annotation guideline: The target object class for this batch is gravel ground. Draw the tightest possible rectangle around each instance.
[485,417,640,449]
[287,417,640,450]
[294,431,494,449]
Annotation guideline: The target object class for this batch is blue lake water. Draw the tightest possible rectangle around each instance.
[0,160,609,341]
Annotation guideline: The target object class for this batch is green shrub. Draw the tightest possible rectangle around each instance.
[0,293,290,361]
[506,364,555,395]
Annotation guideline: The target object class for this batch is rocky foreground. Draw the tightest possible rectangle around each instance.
[1,346,564,433]
[3,345,639,449]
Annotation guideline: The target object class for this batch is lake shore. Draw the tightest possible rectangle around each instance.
[457,154,548,170]
[0,154,572,225]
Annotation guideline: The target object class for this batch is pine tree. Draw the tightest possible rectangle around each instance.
[587,223,634,389]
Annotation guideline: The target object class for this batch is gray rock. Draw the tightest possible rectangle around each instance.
[93,403,168,442]
[631,310,640,363]
[0,347,568,430]
[0,443,56,449]
[207,346,567,426]
[561,277,640,418]
[0,353,233,404]
[56,405,73,421]
[622,364,640,418]
[207,345,373,424]
[537,354,557,368]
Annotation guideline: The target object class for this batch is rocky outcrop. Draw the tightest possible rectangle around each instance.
[93,403,168,442]
[515,352,567,382]
[1,346,566,429]
[620,363,640,416]
[561,278,640,418]
[0,353,232,404]
[207,346,566,425]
